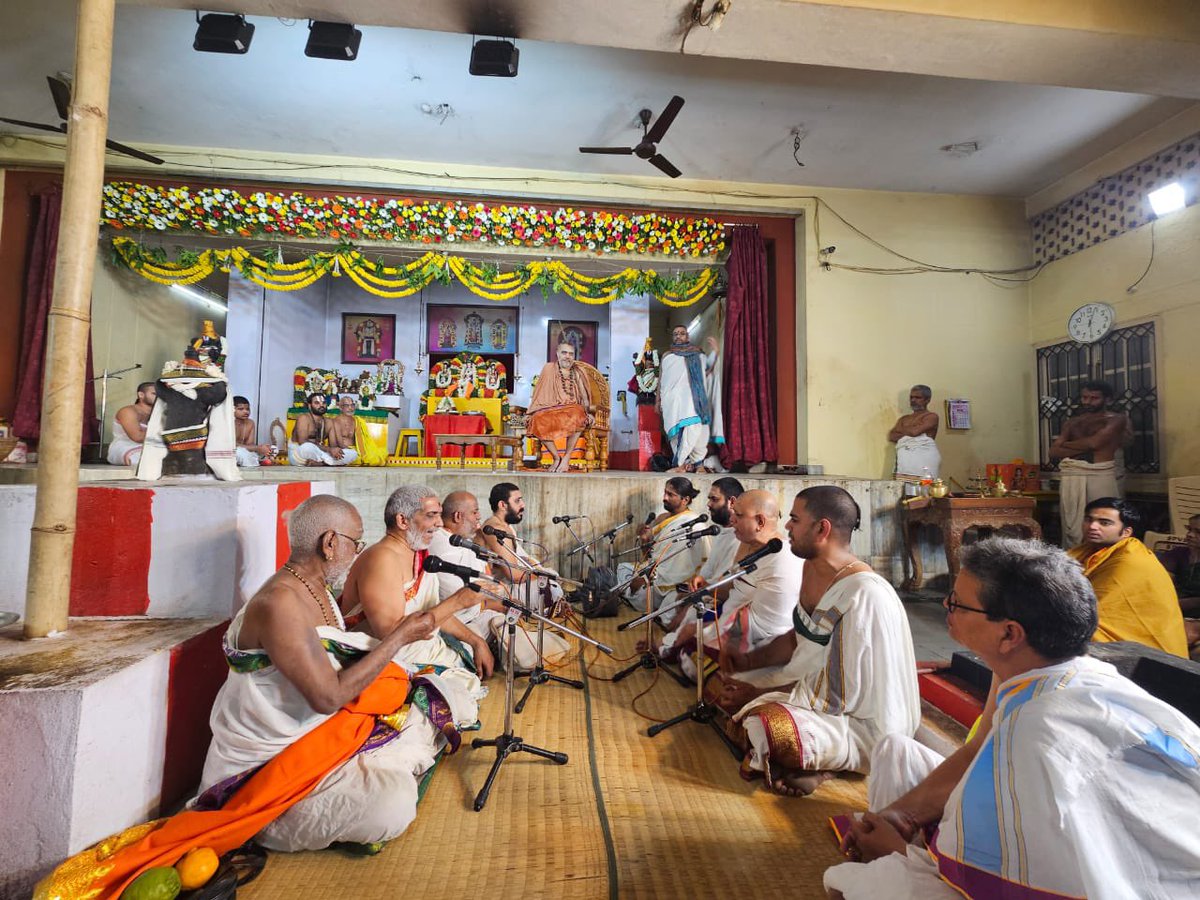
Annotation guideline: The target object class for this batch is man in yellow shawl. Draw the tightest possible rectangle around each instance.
[1066,497,1188,657]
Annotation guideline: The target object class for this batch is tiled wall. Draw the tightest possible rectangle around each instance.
[1031,133,1199,264]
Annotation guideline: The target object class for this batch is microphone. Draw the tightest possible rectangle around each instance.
[423,555,481,582]
[552,514,586,524]
[685,524,721,539]
[645,512,657,526]
[482,524,514,544]
[668,513,708,532]
[738,538,784,569]
[448,533,497,560]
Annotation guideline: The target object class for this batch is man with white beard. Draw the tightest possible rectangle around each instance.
[195,495,485,856]
[341,484,495,679]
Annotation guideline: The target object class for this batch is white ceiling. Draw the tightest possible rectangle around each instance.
[0,0,1194,197]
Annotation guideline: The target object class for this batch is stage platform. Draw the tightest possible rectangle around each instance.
[0,463,952,586]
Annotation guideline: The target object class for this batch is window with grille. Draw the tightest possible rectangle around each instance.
[1036,321,1159,474]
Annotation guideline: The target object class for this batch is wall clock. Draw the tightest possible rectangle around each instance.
[1067,302,1115,344]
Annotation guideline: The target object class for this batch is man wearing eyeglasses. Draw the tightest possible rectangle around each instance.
[1064,497,1187,657]
[825,537,1200,900]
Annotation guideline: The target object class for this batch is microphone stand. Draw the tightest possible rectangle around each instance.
[622,562,759,758]
[90,362,141,462]
[469,579,613,812]
[610,538,700,686]
[556,517,595,582]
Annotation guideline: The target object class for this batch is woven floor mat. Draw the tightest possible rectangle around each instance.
[241,616,868,900]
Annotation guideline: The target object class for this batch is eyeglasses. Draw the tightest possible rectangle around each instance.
[944,589,990,616]
[332,531,367,554]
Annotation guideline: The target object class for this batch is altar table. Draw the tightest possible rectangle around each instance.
[422,414,486,459]
[902,496,1041,591]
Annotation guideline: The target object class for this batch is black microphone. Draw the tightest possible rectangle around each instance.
[645,512,657,525]
[668,513,708,532]
[738,537,784,569]
[685,524,721,539]
[552,514,586,524]
[448,533,496,560]
[423,555,480,581]
[482,524,514,543]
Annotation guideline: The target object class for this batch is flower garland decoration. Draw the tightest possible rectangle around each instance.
[102,182,726,260]
[111,237,717,307]
[421,354,511,422]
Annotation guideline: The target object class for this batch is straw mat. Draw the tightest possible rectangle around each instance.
[241,616,869,900]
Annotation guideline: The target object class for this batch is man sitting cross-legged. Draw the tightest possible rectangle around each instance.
[663,490,802,686]
[34,495,488,896]
[826,537,1200,900]
[625,476,711,620]
[1066,496,1188,657]
[715,485,920,797]
[342,485,495,682]
[288,392,358,467]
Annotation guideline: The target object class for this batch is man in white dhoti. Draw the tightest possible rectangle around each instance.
[107,381,155,466]
[715,486,920,796]
[289,392,358,467]
[341,485,494,680]
[199,495,483,854]
[888,384,940,481]
[672,490,802,685]
[657,325,721,472]
[626,476,711,619]
[1050,380,1132,547]
[827,537,1200,900]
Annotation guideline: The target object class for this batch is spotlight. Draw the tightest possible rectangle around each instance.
[193,13,254,54]
[1147,182,1186,217]
[305,21,362,61]
[469,39,519,77]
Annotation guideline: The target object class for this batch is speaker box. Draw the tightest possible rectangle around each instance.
[193,14,255,54]
[470,40,519,77]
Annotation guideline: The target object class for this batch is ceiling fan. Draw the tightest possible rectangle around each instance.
[0,74,164,165]
[580,95,685,178]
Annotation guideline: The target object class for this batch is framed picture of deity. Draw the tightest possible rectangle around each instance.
[342,313,396,364]
[426,304,519,355]
[547,320,599,366]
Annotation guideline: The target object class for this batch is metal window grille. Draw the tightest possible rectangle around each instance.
[1037,322,1159,474]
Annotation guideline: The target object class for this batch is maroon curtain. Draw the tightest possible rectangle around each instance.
[720,225,778,467]
[11,185,99,444]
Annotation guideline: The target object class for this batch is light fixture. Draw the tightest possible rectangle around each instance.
[1147,182,1186,217]
[305,21,362,60]
[170,284,227,313]
[193,12,254,54]
[469,38,519,77]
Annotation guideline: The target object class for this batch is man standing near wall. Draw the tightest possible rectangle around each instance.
[887,385,939,481]
[1049,380,1131,548]
[658,325,720,473]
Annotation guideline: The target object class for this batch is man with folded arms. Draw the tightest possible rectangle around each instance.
[826,537,1200,899]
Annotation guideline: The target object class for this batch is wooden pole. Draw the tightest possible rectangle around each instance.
[23,0,116,639]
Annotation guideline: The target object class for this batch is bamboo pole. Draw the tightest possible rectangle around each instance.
[24,0,116,639]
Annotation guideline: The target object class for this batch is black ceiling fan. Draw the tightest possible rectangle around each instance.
[0,74,164,165]
[580,95,685,178]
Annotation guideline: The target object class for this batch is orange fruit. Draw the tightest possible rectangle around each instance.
[175,847,219,890]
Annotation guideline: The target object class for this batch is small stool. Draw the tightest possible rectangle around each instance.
[394,428,423,458]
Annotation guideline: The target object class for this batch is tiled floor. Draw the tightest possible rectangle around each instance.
[902,591,965,663]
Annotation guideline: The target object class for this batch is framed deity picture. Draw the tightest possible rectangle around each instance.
[547,320,599,366]
[426,304,519,355]
[342,313,396,364]
[945,398,972,430]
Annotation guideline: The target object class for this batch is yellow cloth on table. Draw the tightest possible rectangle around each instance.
[353,417,389,466]
[1068,536,1188,657]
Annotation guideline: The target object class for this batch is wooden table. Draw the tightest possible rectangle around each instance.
[422,413,486,458]
[434,434,523,471]
[902,496,1042,591]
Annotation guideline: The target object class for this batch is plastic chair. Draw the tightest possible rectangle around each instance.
[394,428,423,458]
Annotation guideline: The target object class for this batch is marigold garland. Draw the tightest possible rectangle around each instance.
[111,237,716,307]
[102,182,726,260]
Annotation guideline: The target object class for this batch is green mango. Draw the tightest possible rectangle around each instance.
[121,866,182,900]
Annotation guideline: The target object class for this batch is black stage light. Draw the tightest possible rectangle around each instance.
[193,13,255,54]
[305,21,362,61]
[469,39,519,77]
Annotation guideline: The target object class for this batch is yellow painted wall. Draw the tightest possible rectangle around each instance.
[1028,203,1200,490]
[797,190,1035,482]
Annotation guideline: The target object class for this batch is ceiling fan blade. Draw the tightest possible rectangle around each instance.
[579,146,635,155]
[644,95,684,145]
[0,117,67,133]
[47,74,72,121]
[648,153,682,178]
[105,138,164,165]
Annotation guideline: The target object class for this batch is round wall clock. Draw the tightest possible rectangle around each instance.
[1067,302,1116,344]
